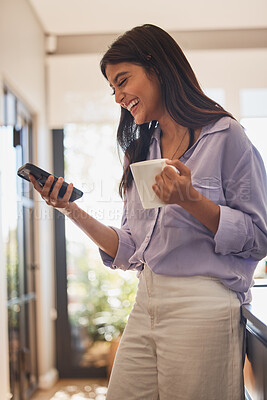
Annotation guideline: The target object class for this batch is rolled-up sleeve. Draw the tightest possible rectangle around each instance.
[214,145,267,260]
[215,205,257,257]
[99,198,136,270]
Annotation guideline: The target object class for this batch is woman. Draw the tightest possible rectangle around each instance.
[30,24,267,399]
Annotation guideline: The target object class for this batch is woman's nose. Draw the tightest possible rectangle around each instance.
[115,88,124,104]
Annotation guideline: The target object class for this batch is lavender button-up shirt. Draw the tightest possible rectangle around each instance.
[100,117,267,304]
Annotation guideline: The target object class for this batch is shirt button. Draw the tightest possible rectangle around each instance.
[145,236,150,243]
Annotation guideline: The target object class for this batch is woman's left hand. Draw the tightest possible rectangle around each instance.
[152,159,199,206]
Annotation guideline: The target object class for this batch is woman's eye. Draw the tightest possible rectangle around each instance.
[111,78,127,96]
[118,78,127,87]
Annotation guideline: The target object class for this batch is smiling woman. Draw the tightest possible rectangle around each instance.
[28,24,267,400]
[97,24,267,400]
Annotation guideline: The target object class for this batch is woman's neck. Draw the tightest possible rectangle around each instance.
[159,114,187,141]
[158,115,202,159]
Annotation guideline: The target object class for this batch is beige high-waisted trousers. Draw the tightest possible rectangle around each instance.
[107,265,245,400]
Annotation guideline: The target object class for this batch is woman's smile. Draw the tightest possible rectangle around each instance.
[128,100,139,116]
[105,62,163,125]
[123,98,140,114]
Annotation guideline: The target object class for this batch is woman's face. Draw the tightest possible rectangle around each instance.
[105,62,165,125]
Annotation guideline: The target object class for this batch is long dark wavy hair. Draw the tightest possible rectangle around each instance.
[100,24,234,198]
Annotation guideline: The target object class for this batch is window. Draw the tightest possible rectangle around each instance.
[1,87,38,399]
[54,124,138,378]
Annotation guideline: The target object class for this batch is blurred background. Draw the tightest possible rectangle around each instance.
[0,0,267,399]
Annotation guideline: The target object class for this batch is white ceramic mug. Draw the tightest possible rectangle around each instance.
[130,158,177,209]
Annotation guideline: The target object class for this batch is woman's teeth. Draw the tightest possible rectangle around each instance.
[127,99,139,112]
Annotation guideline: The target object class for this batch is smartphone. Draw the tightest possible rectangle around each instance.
[17,163,83,202]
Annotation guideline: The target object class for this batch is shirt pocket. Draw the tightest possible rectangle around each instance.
[162,177,223,231]
[192,177,223,204]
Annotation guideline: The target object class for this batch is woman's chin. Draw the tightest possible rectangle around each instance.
[133,114,149,125]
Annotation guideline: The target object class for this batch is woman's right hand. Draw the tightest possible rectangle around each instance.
[30,174,119,258]
[29,174,74,209]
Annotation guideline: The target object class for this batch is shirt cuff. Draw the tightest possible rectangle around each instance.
[214,205,252,255]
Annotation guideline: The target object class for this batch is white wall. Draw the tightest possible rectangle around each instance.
[0,0,57,392]
[47,49,267,128]
[46,54,119,127]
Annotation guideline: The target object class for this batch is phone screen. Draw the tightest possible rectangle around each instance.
[17,163,83,202]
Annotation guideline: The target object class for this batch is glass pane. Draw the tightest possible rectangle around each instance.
[0,126,20,398]
[0,126,19,300]
[1,124,37,398]
[241,117,267,279]
[8,304,20,399]
[240,88,267,118]
[20,123,32,199]
[64,123,138,370]
[5,92,16,126]
[24,301,38,389]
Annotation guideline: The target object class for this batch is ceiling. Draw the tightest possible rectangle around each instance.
[28,0,267,36]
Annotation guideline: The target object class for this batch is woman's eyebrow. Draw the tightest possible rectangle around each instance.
[109,71,128,87]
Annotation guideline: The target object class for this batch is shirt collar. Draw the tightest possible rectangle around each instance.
[151,116,231,143]
[200,116,231,138]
